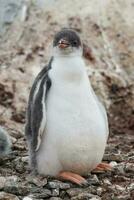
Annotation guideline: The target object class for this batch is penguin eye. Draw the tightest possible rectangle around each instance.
[73,41,77,46]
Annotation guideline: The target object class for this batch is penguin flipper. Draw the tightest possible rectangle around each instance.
[32,73,51,151]
[25,62,52,152]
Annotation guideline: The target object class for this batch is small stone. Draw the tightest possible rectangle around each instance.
[30,177,47,187]
[13,157,27,173]
[127,182,134,191]
[96,187,103,196]
[13,143,25,151]
[130,189,134,200]
[103,178,112,186]
[21,156,28,163]
[23,194,43,200]
[48,180,70,189]
[114,184,125,191]
[67,187,97,198]
[87,174,100,185]
[67,188,84,197]
[51,188,60,196]
[109,161,118,167]
[23,197,33,200]
[125,163,134,173]
[127,155,134,162]
[4,177,31,196]
[71,192,100,200]
[90,197,101,200]
[5,176,18,184]
[0,192,19,200]
[114,164,125,175]
[31,189,51,198]
[103,153,123,162]
[0,177,6,189]
[10,136,17,144]
[116,195,130,200]
[71,192,93,200]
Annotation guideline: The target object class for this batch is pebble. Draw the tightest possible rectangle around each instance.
[67,187,97,198]
[13,143,26,151]
[67,188,84,197]
[71,192,101,200]
[10,136,17,144]
[116,194,130,200]
[127,155,134,162]
[109,161,118,167]
[127,182,134,191]
[14,156,28,173]
[21,156,28,163]
[114,163,125,175]
[27,189,51,198]
[87,174,100,185]
[103,153,123,162]
[28,176,47,187]
[3,176,31,196]
[23,197,33,200]
[48,180,70,189]
[51,188,60,196]
[0,192,19,200]
[5,176,19,184]
[114,184,125,191]
[103,178,112,186]
[96,187,103,196]
[23,195,40,200]
[125,163,134,173]
[0,176,6,189]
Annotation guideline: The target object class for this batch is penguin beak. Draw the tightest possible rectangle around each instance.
[58,39,70,49]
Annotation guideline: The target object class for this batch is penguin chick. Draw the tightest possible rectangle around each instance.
[0,126,11,156]
[25,28,110,185]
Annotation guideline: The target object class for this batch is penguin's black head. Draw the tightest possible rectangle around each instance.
[53,29,82,55]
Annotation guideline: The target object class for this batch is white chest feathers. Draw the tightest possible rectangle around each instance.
[36,55,108,176]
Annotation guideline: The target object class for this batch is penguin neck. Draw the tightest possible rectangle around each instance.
[50,55,87,83]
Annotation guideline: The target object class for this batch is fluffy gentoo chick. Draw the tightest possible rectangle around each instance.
[25,28,110,185]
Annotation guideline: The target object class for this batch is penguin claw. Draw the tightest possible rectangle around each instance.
[58,171,88,186]
[92,162,112,172]
[80,180,88,187]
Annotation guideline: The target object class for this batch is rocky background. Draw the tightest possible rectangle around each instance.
[0,0,134,199]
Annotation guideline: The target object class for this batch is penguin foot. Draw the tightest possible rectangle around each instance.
[92,162,112,172]
[58,171,88,186]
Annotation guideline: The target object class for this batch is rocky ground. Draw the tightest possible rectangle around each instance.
[0,129,134,200]
[0,1,134,199]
